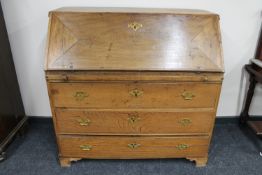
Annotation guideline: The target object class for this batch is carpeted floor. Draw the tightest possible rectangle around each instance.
[0,119,261,175]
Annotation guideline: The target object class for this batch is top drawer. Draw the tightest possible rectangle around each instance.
[48,82,220,109]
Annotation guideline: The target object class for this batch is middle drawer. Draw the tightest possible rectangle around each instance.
[55,109,214,135]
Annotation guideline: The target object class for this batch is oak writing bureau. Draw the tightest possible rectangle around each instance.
[45,7,224,167]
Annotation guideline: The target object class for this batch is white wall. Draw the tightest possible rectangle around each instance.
[1,0,262,117]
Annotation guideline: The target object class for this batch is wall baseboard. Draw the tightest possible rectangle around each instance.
[27,116,262,125]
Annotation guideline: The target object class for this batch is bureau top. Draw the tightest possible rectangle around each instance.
[49,7,215,15]
[45,7,224,72]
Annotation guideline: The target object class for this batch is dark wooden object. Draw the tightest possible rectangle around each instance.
[0,2,27,161]
[240,25,262,135]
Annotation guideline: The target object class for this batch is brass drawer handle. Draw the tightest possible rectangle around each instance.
[77,118,91,126]
[129,89,143,97]
[80,145,92,151]
[128,143,141,149]
[128,22,143,31]
[176,144,189,150]
[74,91,88,101]
[128,113,140,124]
[178,118,192,126]
[181,91,195,100]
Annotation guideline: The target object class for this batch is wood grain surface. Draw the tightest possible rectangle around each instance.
[58,135,209,158]
[45,9,223,72]
[45,7,224,167]
[49,82,220,108]
[55,109,215,135]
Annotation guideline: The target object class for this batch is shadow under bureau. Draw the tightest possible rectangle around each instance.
[45,7,224,167]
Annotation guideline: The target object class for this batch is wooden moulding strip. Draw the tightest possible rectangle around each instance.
[45,71,224,82]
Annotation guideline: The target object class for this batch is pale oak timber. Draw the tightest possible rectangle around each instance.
[45,7,224,167]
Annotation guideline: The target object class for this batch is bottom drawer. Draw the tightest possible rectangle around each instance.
[58,136,209,158]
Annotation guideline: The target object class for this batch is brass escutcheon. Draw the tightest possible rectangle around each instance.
[129,89,143,97]
[178,118,192,126]
[80,145,92,151]
[128,143,141,149]
[74,91,88,101]
[181,91,195,100]
[128,113,140,124]
[176,144,189,150]
[203,76,208,81]
[128,22,143,31]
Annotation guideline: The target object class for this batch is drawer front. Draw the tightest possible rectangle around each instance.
[49,82,219,108]
[58,136,209,158]
[55,109,214,135]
